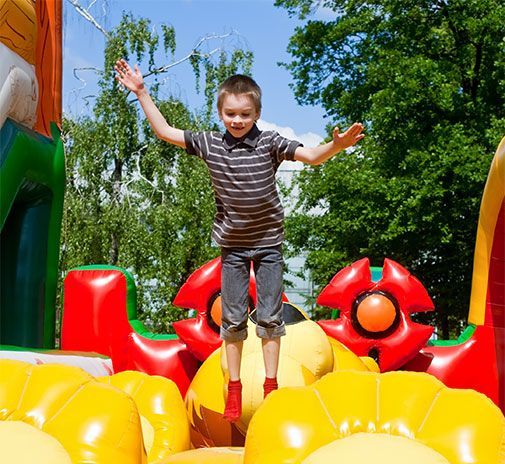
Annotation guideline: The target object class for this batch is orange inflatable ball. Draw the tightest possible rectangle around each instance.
[210,295,223,327]
[162,447,244,463]
[355,293,397,332]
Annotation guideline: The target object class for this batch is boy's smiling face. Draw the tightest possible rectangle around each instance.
[219,93,259,139]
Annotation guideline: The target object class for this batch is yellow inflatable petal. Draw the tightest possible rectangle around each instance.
[244,387,339,463]
[416,388,505,463]
[42,380,145,463]
[301,433,450,464]
[359,356,380,372]
[327,336,379,372]
[162,447,244,463]
[313,371,379,435]
[0,359,35,419]
[98,370,190,460]
[377,371,444,437]
[5,361,93,428]
[0,421,72,464]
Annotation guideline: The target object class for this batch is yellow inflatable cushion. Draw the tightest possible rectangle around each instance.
[302,433,450,463]
[0,360,146,464]
[244,370,505,464]
[162,447,244,463]
[97,370,190,461]
[0,420,72,464]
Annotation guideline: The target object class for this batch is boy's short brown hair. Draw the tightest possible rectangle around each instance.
[217,75,262,114]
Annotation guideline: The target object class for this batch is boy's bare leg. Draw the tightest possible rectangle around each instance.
[225,340,243,380]
[223,340,243,422]
[262,337,280,398]
[262,337,280,377]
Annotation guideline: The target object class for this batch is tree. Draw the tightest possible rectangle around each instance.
[61,12,252,332]
[277,0,505,337]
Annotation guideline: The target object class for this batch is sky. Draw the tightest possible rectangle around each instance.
[62,0,333,147]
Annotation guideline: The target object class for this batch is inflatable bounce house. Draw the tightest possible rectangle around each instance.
[0,1,504,462]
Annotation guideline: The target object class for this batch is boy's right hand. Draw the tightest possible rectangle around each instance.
[114,59,145,94]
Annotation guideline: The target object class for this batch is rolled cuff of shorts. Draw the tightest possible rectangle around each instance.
[256,323,286,339]
[220,326,248,342]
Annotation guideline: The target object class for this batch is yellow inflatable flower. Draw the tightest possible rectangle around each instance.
[244,370,505,464]
[0,360,191,464]
[0,360,144,463]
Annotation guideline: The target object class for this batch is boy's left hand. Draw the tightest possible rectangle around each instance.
[333,123,365,150]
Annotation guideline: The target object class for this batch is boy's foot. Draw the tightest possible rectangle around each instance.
[263,376,278,398]
[223,379,242,423]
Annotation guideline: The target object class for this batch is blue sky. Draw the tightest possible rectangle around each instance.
[63,0,332,145]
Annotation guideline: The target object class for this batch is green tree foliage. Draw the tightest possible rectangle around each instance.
[61,13,253,332]
[276,0,505,337]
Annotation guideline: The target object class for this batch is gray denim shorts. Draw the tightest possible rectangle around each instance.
[220,245,286,341]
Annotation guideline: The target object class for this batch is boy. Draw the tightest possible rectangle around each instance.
[114,59,364,422]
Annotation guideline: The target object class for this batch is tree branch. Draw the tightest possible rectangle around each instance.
[66,0,110,38]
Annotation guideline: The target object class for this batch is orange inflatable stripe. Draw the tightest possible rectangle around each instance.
[35,0,62,136]
[0,0,37,64]
[468,137,505,326]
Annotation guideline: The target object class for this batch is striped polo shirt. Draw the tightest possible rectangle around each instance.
[184,124,301,248]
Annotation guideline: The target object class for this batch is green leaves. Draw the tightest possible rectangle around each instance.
[278,0,504,336]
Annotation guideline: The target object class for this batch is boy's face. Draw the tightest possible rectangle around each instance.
[219,93,259,139]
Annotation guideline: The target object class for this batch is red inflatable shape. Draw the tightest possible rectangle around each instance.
[404,325,502,407]
[61,267,199,395]
[317,258,434,371]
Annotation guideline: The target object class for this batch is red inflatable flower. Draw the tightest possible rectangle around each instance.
[317,258,434,371]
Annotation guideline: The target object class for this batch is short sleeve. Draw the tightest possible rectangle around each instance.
[270,132,303,166]
[184,130,211,159]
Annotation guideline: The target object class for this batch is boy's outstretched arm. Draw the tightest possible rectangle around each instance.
[294,123,365,165]
[114,59,186,148]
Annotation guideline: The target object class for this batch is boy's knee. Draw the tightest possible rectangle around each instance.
[220,325,248,342]
[256,323,286,339]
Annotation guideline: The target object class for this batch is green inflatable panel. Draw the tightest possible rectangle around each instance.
[0,119,64,348]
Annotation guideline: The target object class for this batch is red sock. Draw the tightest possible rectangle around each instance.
[263,376,278,398]
[223,379,242,423]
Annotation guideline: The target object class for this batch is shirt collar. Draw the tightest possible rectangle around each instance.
[223,124,261,150]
